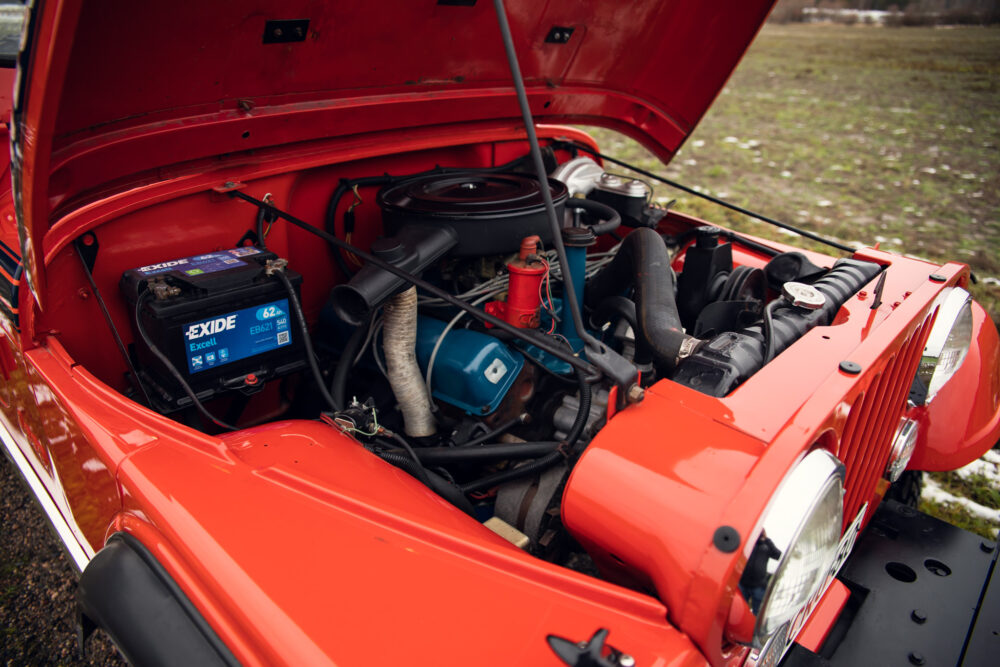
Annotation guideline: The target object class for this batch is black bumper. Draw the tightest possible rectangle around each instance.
[784,500,999,667]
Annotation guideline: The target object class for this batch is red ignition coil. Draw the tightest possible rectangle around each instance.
[485,235,547,328]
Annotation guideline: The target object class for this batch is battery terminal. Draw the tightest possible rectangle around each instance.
[264,258,289,276]
[146,277,182,301]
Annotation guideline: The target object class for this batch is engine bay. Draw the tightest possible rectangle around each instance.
[43,138,881,572]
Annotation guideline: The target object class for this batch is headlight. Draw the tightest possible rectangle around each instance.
[738,450,845,648]
[885,418,918,482]
[912,287,973,404]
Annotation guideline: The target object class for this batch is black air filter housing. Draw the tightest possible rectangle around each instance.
[377,172,568,257]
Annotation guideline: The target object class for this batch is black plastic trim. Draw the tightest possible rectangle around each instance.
[78,532,240,667]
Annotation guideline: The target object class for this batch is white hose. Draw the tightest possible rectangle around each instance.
[383,286,436,437]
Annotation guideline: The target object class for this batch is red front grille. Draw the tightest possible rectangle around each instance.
[837,314,935,525]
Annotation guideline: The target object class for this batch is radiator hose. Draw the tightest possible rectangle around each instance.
[382,286,437,438]
[586,227,700,373]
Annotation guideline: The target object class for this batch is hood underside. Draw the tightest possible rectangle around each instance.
[14,0,775,301]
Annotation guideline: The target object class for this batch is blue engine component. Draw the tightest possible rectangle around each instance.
[414,316,525,416]
[560,243,588,353]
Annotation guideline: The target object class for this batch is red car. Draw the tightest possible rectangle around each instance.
[1,1,998,665]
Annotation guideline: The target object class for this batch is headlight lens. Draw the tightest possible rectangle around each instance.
[913,287,973,404]
[885,418,918,483]
[739,450,845,647]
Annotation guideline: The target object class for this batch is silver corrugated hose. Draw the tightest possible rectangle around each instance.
[383,286,436,437]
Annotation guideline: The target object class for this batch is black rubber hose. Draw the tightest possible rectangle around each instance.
[458,414,525,447]
[325,175,395,279]
[460,370,591,494]
[590,295,653,367]
[367,446,476,516]
[273,269,341,413]
[380,431,433,487]
[330,313,374,410]
[586,227,697,372]
[403,442,559,464]
[134,293,236,431]
[566,198,621,236]
[255,206,268,250]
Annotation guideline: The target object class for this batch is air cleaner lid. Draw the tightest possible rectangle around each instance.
[377,173,568,219]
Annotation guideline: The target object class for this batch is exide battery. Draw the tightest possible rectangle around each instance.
[120,247,307,413]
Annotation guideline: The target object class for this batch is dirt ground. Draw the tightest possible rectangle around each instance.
[1,456,124,666]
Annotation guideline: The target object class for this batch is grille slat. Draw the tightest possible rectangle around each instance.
[844,368,894,517]
[838,313,935,527]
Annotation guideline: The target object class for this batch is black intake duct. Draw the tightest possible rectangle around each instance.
[586,227,699,372]
[672,258,882,397]
[330,225,457,325]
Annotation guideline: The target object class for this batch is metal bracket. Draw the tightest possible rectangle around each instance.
[870,270,887,310]
[74,232,99,273]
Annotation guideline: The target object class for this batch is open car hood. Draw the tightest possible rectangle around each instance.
[13,0,776,303]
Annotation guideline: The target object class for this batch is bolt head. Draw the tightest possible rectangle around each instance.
[626,384,645,404]
[908,652,925,666]
[910,609,927,624]
[618,655,636,667]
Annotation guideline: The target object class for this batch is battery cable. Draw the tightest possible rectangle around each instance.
[133,291,237,431]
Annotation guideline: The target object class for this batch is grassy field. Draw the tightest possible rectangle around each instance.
[586,23,1000,537]
[584,23,1000,326]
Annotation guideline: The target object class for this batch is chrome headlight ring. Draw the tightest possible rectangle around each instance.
[737,449,846,649]
[911,287,973,405]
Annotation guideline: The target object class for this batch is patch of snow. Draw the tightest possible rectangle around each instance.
[924,477,1000,525]
[781,171,793,179]
[692,140,705,148]
[920,167,937,175]
[817,200,833,208]
[955,457,1000,485]
[723,136,739,144]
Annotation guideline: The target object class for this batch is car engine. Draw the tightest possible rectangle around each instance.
[118,152,881,562]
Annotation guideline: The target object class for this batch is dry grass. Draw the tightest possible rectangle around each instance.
[582,23,1000,325]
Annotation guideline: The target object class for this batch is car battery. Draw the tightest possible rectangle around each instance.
[120,247,307,412]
